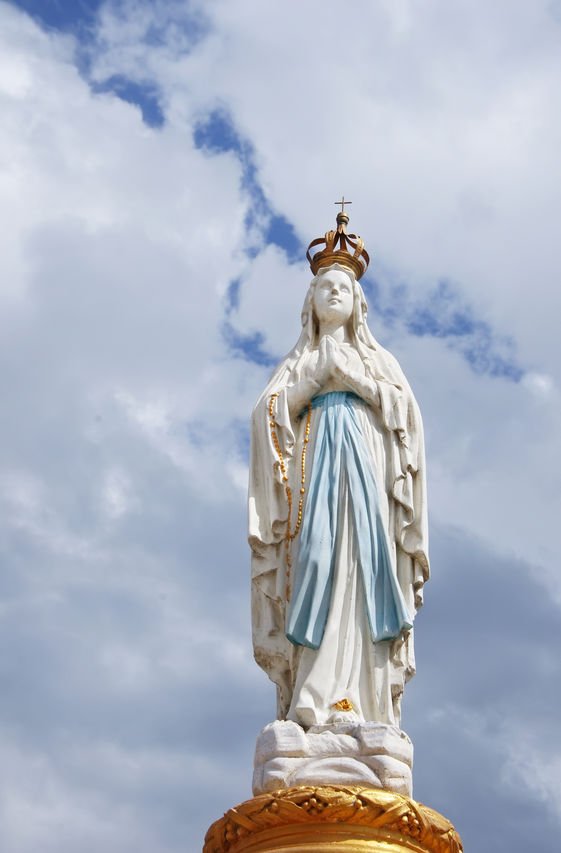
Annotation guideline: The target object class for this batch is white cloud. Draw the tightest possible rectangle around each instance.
[1,1,560,851]
[522,370,556,397]
[123,0,561,368]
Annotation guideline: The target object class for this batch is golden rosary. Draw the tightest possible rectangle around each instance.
[268,393,313,598]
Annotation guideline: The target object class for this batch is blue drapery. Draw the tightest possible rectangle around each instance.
[286,391,412,649]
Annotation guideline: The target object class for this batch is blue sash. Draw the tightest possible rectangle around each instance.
[286,391,412,649]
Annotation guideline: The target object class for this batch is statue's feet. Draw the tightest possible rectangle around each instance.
[288,699,363,729]
[325,709,361,726]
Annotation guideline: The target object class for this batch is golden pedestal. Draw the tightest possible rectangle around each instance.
[204,785,463,853]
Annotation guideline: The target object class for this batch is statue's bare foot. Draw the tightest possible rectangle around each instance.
[325,709,361,726]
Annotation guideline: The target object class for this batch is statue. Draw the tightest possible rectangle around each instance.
[249,208,429,737]
[205,207,465,851]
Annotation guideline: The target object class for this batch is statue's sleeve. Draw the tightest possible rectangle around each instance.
[249,376,296,706]
[376,379,430,607]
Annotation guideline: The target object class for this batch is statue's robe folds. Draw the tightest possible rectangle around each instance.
[249,338,429,727]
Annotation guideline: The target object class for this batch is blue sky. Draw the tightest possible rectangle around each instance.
[1,1,560,851]
[10,0,104,30]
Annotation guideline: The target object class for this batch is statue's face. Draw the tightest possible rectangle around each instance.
[313,269,354,327]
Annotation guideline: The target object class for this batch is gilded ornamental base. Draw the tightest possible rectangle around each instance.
[204,786,463,853]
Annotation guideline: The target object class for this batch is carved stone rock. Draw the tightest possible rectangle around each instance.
[253,720,413,797]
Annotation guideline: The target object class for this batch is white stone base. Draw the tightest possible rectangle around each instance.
[253,719,413,797]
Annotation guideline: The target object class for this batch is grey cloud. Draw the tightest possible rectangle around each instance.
[406,524,561,850]
[1,3,560,852]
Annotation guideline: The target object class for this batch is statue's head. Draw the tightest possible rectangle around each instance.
[302,263,369,346]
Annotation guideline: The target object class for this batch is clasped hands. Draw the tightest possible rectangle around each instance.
[313,335,349,388]
[287,336,380,418]
[312,335,381,409]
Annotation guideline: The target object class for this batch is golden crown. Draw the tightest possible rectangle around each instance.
[307,202,370,280]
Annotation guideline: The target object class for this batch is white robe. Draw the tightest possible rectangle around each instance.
[249,328,429,727]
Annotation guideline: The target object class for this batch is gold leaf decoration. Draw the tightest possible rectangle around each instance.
[204,785,463,853]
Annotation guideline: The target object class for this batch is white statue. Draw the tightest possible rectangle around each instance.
[249,213,429,736]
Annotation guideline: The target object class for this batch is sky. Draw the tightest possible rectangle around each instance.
[1,0,560,850]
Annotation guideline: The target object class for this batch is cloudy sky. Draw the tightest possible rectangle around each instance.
[1,0,560,850]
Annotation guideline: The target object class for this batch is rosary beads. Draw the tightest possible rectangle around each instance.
[268,393,312,598]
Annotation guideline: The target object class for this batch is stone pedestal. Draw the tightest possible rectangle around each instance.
[253,720,413,797]
[204,785,463,853]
